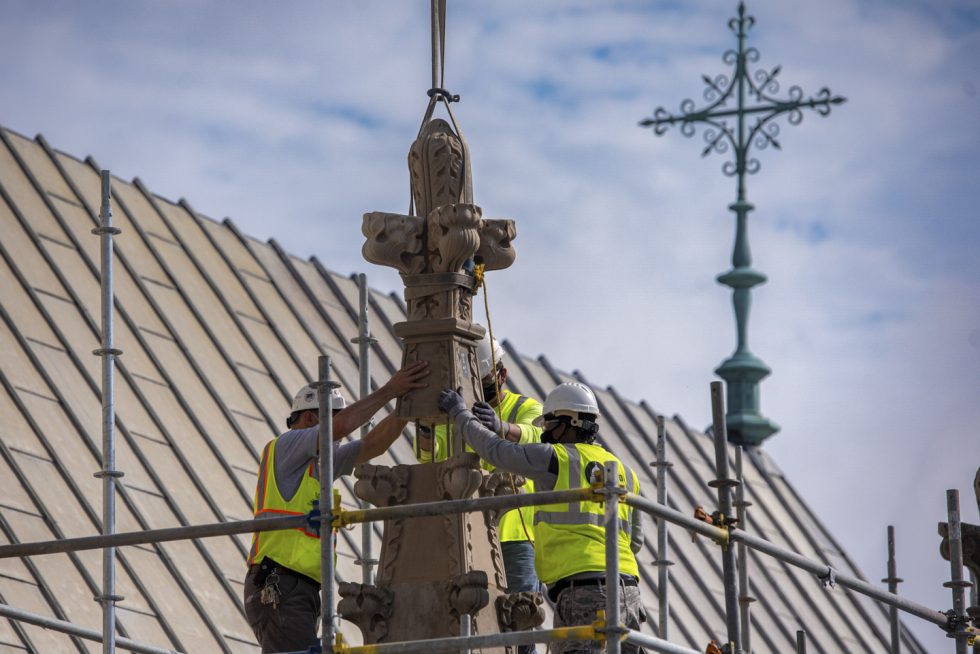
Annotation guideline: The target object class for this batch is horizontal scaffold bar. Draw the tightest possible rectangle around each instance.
[0,514,306,559]
[623,629,701,654]
[334,624,601,654]
[623,493,950,628]
[0,603,178,654]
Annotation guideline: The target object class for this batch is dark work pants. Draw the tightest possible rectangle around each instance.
[244,565,321,654]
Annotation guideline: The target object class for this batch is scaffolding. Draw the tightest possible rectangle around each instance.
[0,359,974,652]
[0,170,975,654]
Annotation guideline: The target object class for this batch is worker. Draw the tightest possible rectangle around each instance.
[414,333,544,606]
[244,361,429,654]
[438,381,644,654]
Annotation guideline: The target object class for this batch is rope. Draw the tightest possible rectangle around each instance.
[474,263,534,545]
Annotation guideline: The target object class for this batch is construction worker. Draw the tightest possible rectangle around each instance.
[438,381,644,654]
[245,361,429,654]
[414,333,544,609]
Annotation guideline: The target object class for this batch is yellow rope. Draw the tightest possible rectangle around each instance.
[474,263,534,545]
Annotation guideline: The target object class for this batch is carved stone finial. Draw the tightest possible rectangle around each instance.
[361,212,425,275]
[449,570,490,617]
[496,592,546,632]
[437,453,484,500]
[408,119,471,216]
[476,219,517,271]
[338,582,394,643]
[353,463,410,507]
[480,471,526,523]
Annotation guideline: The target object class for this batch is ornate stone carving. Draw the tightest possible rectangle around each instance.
[480,471,526,523]
[476,219,517,271]
[338,582,394,643]
[496,592,546,633]
[449,570,490,617]
[428,204,482,273]
[361,212,425,275]
[353,463,410,507]
[362,112,517,424]
[408,119,470,216]
[437,453,483,500]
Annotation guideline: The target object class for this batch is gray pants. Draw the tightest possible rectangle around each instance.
[244,565,321,654]
[553,583,644,654]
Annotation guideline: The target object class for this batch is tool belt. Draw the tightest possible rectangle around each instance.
[250,558,320,589]
[548,574,638,603]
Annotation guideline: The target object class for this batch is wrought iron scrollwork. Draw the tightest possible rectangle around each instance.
[639,2,845,179]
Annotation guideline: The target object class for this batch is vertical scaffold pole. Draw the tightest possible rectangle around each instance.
[604,460,624,654]
[709,381,743,654]
[944,490,969,654]
[351,273,378,585]
[735,446,754,653]
[795,630,807,654]
[318,356,339,654]
[654,415,672,639]
[882,525,902,654]
[93,170,123,654]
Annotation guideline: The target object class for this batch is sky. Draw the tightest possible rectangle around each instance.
[1,0,978,650]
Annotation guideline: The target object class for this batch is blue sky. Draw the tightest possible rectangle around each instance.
[1,0,979,650]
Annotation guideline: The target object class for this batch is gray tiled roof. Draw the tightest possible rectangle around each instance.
[0,124,925,653]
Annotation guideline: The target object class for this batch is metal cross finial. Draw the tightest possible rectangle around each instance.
[639,2,845,446]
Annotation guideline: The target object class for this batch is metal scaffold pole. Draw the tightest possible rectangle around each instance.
[735,446,754,653]
[709,382,743,653]
[93,170,124,654]
[882,525,903,654]
[351,273,379,585]
[654,416,672,640]
[317,355,340,654]
[603,460,625,654]
[944,489,970,654]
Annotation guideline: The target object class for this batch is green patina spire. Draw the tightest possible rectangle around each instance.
[640,2,845,446]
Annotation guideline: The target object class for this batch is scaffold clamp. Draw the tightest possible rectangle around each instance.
[818,566,837,588]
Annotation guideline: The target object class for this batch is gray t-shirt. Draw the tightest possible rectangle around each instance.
[274,427,363,502]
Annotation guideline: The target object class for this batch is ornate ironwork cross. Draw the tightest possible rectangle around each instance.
[640,2,845,446]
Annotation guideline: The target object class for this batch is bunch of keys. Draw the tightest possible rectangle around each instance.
[260,571,281,609]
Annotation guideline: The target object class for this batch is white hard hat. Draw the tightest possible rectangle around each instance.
[475,331,505,379]
[291,384,346,413]
[533,382,600,426]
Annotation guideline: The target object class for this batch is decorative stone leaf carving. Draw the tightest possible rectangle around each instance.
[338,582,394,643]
[480,472,526,523]
[427,204,482,273]
[408,119,469,216]
[496,592,546,632]
[437,453,484,500]
[353,463,410,507]
[449,570,490,617]
[476,219,517,271]
[361,212,425,275]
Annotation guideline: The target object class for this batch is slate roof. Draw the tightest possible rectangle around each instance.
[0,124,926,653]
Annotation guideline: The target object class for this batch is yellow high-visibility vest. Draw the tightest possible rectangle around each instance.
[247,437,323,582]
[414,390,542,542]
[533,443,640,585]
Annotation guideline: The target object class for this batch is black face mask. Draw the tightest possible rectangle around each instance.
[482,380,499,404]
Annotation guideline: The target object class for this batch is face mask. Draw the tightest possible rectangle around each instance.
[482,380,499,404]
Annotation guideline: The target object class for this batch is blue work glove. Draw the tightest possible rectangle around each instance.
[438,388,467,417]
[472,401,503,435]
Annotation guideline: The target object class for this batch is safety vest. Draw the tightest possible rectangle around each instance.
[533,443,640,585]
[413,390,542,542]
[247,437,323,582]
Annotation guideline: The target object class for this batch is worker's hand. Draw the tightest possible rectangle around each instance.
[472,402,503,435]
[438,388,466,416]
[383,360,430,398]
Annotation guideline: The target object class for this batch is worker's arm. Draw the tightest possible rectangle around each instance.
[440,391,557,487]
[472,398,542,444]
[333,361,429,440]
[356,414,410,464]
[629,506,644,554]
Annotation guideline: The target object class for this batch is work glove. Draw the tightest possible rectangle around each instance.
[438,389,467,417]
[472,402,503,435]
